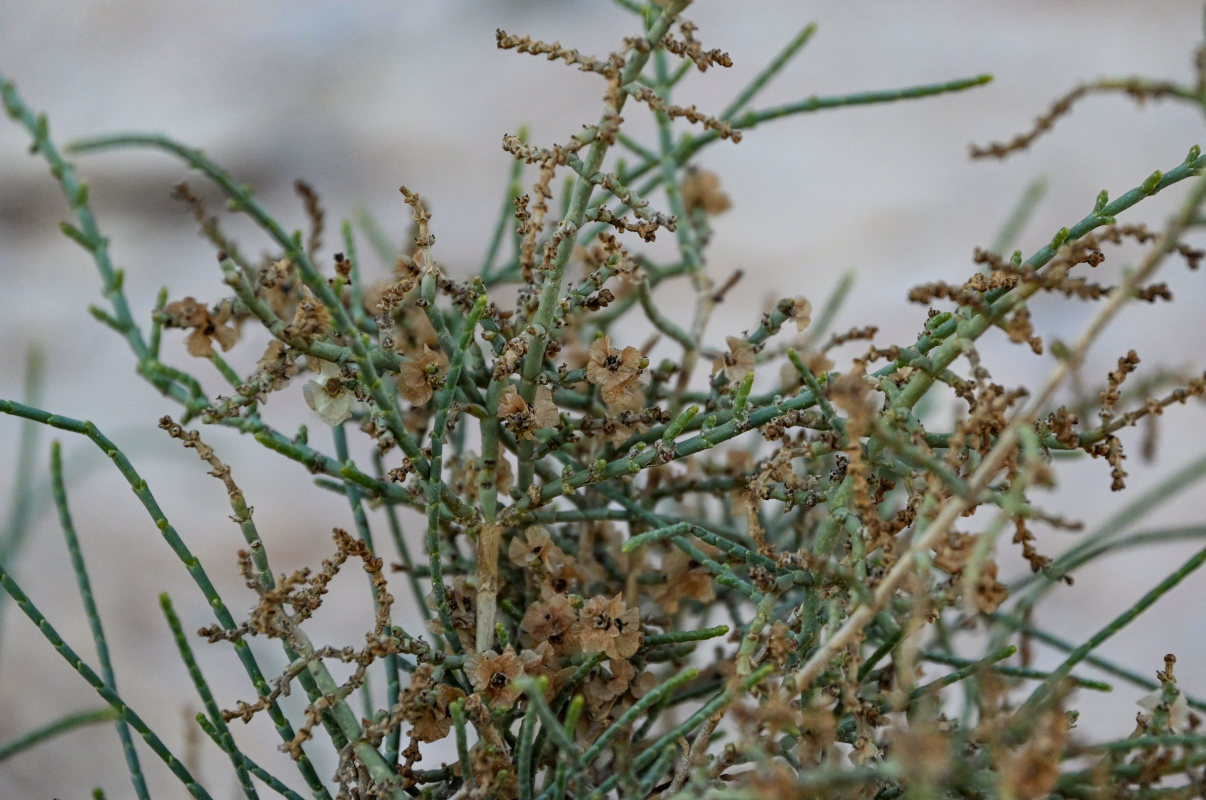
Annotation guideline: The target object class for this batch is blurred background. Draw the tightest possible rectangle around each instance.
[2,1,1205,795]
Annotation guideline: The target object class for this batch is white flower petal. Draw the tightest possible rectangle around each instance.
[303,378,353,425]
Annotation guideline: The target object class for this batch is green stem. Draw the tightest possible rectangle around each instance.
[426,294,489,656]
[51,442,150,800]
[0,400,330,796]
[518,1,690,389]
[0,707,117,761]
[161,594,259,799]
[0,563,213,800]
[1019,537,1206,714]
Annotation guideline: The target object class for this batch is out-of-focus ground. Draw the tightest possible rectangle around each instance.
[1,2,1205,795]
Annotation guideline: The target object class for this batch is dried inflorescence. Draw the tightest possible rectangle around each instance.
[970,78,1198,160]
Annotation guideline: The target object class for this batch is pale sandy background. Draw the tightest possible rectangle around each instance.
[2,2,1206,796]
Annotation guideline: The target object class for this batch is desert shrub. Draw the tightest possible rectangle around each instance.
[3,2,1206,798]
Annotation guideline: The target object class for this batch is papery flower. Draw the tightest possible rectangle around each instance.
[302,360,353,425]
[163,296,240,357]
[256,258,299,318]
[1138,690,1190,733]
[400,305,440,350]
[969,562,1009,614]
[574,593,641,660]
[498,384,528,417]
[518,641,568,695]
[508,526,560,570]
[586,336,645,413]
[497,384,559,439]
[449,451,515,500]
[788,296,813,332]
[397,343,449,405]
[290,286,331,341]
[532,384,560,428]
[630,668,657,699]
[254,339,297,393]
[465,646,525,709]
[561,336,592,372]
[399,664,466,743]
[934,533,1009,613]
[446,451,481,500]
[585,335,641,384]
[543,557,585,596]
[779,350,834,392]
[507,527,584,595]
[411,683,465,742]
[602,414,651,447]
[681,169,731,215]
[734,685,800,737]
[495,454,515,496]
[426,576,476,650]
[651,548,716,614]
[582,658,634,713]
[712,336,756,387]
[999,706,1067,799]
[765,621,794,667]
[520,593,578,656]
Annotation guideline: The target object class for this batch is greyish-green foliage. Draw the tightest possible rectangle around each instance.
[4,2,1206,798]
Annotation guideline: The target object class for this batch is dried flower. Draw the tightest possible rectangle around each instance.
[255,258,300,318]
[510,526,585,595]
[582,658,634,712]
[449,450,516,502]
[1000,706,1068,799]
[520,593,578,656]
[788,296,813,332]
[290,286,331,341]
[712,336,756,386]
[765,620,794,668]
[651,548,716,614]
[543,557,585,596]
[934,533,1009,613]
[427,576,476,650]
[162,296,239,357]
[400,305,440,350]
[574,594,641,660]
[508,526,560,570]
[466,646,525,709]
[498,384,559,439]
[252,339,298,394]
[398,343,449,405]
[495,454,515,497]
[518,641,568,694]
[797,707,839,765]
[586,336,645,413]
[498,384,527,417]
[681,169,731,215]
[400,664,466,743]
[887,725,954,785]
[734,763,805,798]
[779,350,834,390]
[302,360,353,425]
[1138,689,1190,733]
[532,384,560,428]
[733,684,800,737]
[586,335,641,386]
[970,561,1009,614]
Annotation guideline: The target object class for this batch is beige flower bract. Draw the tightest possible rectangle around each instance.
[586,336,645,413]
[574,593,641,660]
[398,343,449,405]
